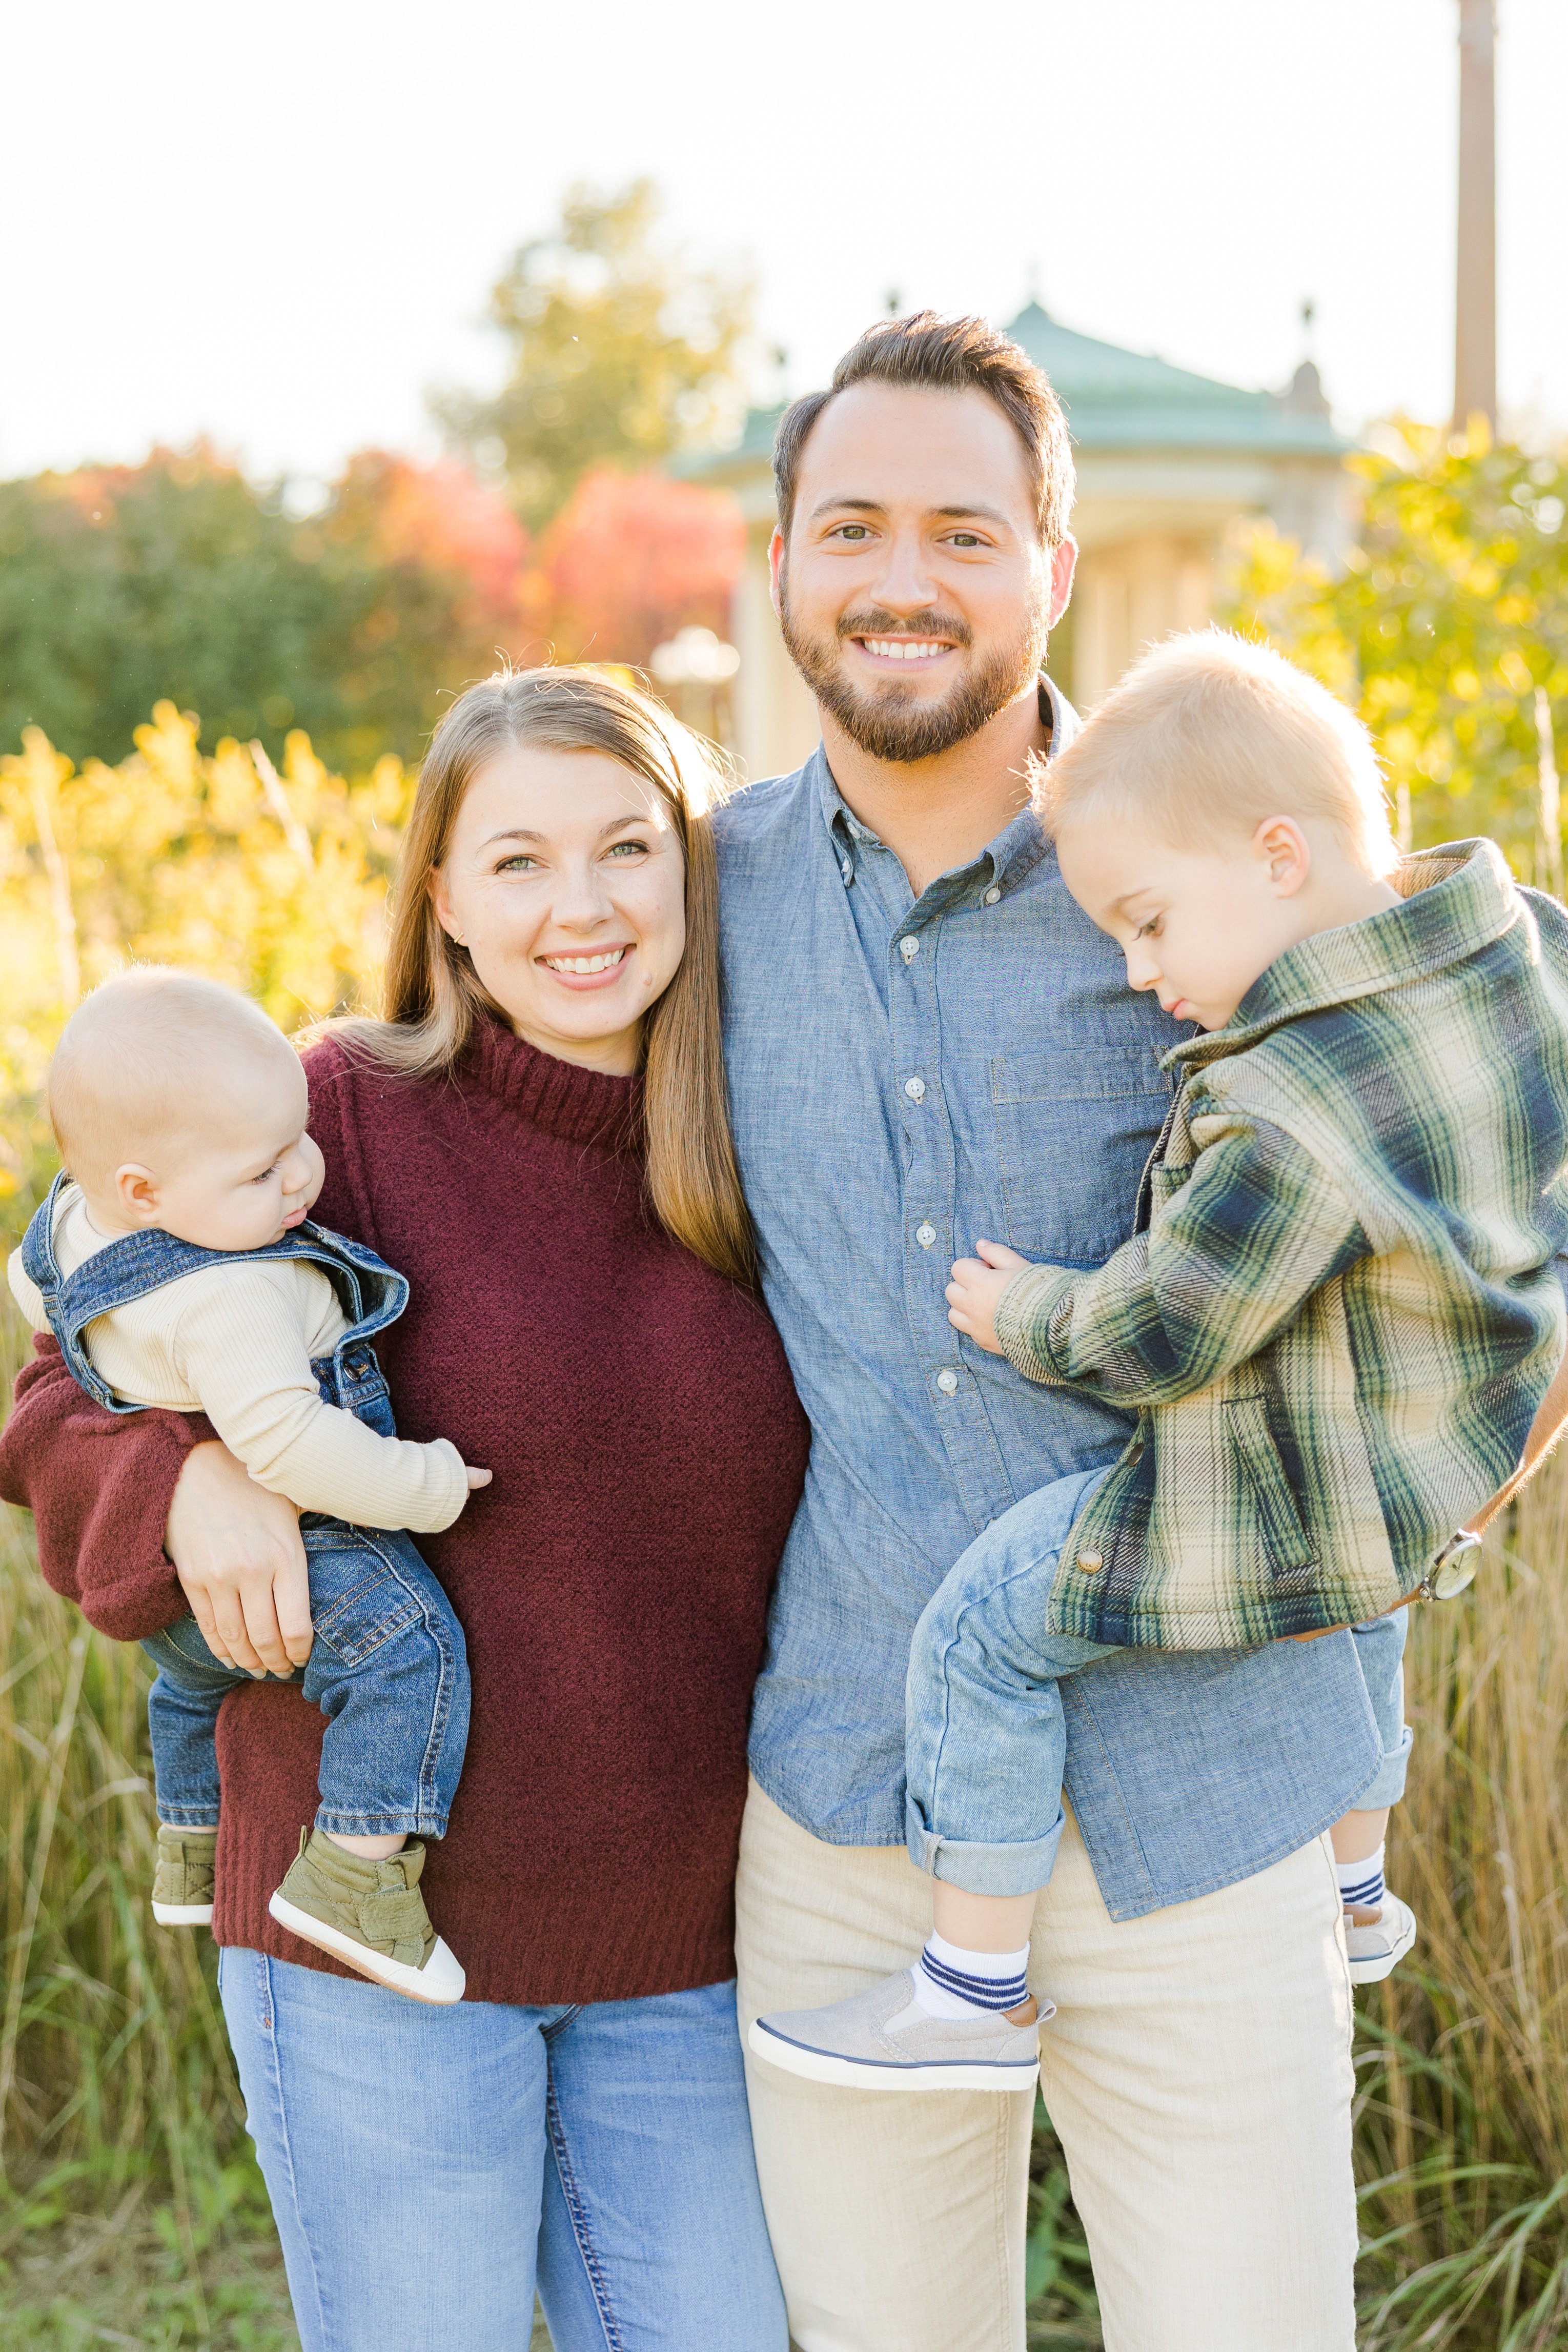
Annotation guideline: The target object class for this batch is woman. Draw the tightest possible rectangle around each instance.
[0,670,810,2350]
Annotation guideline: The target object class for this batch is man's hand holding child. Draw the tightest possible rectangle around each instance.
[946,1239,1032,1355]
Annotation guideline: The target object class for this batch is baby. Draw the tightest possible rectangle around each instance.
[751,630,1568,2093]
[8,969,489,2005]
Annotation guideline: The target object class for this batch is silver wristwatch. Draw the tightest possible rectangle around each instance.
[1415,1528,1483,1603]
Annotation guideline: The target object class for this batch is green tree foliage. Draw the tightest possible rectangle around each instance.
[0,451,350,769]
[0,448,532,774]
[435,180,755,532]
[1226,420,1568,878]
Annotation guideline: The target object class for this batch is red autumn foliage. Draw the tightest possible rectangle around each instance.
[329,453,530,633]
[522,469,745,666]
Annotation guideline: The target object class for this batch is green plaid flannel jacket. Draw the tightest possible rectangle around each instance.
[995,840,1568,1649]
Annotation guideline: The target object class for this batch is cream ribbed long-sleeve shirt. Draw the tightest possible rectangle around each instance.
[6,1185,468,1534]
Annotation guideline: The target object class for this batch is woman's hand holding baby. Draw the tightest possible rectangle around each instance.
[946,1239,1032,1355]
[167,1441,313,1678]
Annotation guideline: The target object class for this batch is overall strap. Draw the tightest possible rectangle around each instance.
[17,1170,74,1304]
[24,1195,409,1414]
[17,1173,173,1413]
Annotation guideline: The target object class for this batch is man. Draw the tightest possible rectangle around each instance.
[712,312,1375,2351]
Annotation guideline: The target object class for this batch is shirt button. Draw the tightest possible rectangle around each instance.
[915,1222,937,1249]
[936,1368,959,1395]
[840,860,853,884]
[983,886,1002,906]
[899,935,920,962]
[904,1076,927,1102]
[1076,1550,1104,1574]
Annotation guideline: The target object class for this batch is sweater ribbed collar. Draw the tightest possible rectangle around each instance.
[461,1014,644,1154]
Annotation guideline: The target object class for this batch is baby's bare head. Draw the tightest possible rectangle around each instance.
[49,969,304,1208]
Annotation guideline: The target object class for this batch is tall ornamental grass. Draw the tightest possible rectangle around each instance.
[1352,1462,1568,2349]
[0,1325,298,2348]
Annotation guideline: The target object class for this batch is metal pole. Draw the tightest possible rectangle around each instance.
[1538,687,1563,900]
[1454,0,1498,434]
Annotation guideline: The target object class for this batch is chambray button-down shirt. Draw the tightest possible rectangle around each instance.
[715,681,1380,1919]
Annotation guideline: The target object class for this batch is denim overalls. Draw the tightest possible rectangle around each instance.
[20,1174,469,1838]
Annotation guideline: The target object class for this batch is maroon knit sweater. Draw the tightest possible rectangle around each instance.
[0,1021,809,2005]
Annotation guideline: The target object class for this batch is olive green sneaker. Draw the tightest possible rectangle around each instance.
[152,1826,216,1927]
[268,1828,465,2005]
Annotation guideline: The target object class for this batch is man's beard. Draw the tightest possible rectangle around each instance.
[778,586,1049,764]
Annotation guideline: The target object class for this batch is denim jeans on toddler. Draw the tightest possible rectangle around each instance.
[904,1465,1410,1898]
[17,1194,470,1845]
[143,1510,468,1839]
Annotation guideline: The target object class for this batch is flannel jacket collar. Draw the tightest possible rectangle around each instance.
[1163,838,1522,1078]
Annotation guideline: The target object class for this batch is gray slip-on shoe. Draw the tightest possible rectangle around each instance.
[749,1969,1048,2093]
[1345,1891,1417,1986]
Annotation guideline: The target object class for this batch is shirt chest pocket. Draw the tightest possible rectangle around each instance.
[1146,1158,1193,1216]
[991,1047,1172,1266]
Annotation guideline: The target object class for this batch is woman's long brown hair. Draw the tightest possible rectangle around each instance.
[333,667,755,1288]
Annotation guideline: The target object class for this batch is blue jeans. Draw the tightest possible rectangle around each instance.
[905,1469,1413,1898]
[904,1468,1118,1896]
[142,1519,469,1839]
[218,1949,786,2352]
[1350,1607,1411,1808]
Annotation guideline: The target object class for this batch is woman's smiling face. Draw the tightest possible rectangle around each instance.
[430,744,687,1076]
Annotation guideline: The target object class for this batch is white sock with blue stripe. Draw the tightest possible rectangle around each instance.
[911,1930,1031,2020]
[1335,1844,1386,1917]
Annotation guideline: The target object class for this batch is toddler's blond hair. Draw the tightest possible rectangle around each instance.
[1038,630,1399,875]
[48,968,299,1198]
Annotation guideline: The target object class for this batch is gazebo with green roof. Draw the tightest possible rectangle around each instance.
[690,304,1355,782]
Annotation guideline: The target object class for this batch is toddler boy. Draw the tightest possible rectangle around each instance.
[8,969,488,2004]
[751,631,1568,2092]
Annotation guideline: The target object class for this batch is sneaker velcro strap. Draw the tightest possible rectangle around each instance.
[355,1885,434,1968]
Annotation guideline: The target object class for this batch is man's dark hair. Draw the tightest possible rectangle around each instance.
[771,311,1074,549]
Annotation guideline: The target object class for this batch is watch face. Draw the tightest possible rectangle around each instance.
[1432,1540,1481,1600]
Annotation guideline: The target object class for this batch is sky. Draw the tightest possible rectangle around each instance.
[3,0,1563,488]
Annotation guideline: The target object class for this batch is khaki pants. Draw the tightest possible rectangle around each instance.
[736,1779,1357,2352]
